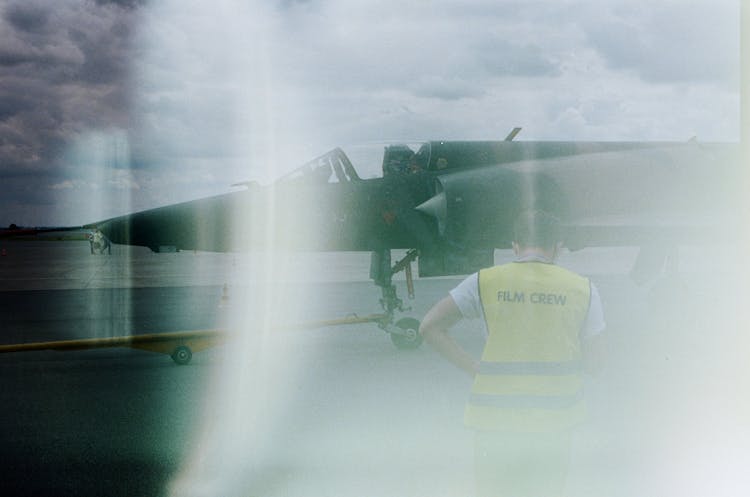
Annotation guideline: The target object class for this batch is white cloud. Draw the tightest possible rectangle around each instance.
[50,179,91,190]
[108,169,140,190]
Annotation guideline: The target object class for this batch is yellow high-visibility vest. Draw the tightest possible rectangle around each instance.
[465,261,591,432]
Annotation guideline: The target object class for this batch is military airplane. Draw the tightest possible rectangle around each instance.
[88,132,742,350]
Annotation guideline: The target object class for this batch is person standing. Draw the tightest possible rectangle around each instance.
[420,210,605,497]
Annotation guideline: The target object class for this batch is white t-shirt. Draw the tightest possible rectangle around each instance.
[449,269,606,337]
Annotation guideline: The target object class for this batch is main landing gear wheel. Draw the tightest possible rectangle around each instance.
[390,317,423,350]
[171,345,193,365]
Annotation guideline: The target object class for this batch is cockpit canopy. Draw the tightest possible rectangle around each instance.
[276,142,431,184]
[274,140,568,185]
[276,147,361,184]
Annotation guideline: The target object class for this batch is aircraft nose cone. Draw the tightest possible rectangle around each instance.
[416,191,447,235]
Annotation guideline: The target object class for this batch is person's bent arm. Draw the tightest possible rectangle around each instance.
[419,296,479,377]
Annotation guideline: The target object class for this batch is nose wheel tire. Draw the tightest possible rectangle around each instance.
[390,317,423,350]
[171,345,193,365]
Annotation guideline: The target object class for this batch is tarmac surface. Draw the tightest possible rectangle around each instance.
[1,240,748,496]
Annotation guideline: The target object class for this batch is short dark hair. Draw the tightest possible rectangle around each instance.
[513,210,562,249]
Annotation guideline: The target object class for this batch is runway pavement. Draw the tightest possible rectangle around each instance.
[1,240,748,496]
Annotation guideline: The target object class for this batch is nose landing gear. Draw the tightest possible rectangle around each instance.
[388,317,422,350]
[370,249,423,350]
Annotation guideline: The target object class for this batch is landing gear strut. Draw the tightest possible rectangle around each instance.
[264,249,424,350]
[370,249,423,350]
[390,317,422,350]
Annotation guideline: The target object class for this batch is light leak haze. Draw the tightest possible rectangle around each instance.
[1,1,747,496]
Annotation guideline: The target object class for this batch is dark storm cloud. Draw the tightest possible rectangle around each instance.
[0,0,145,224]
[93,0,148,9]
[70,23,131,85]
[0,93,34,121]
[5,3,50,33]
[0,75,66,172]
[0,1,140,176]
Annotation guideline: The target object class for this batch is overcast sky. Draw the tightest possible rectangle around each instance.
[0,0,740,226]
